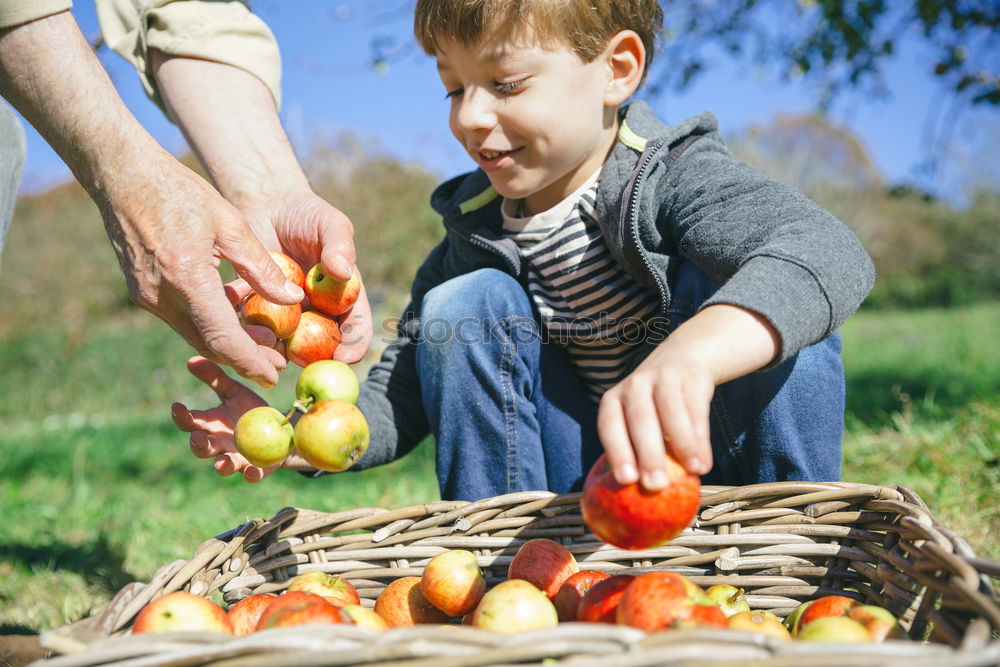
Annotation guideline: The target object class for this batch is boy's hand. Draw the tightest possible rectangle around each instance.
[171,356,312,482]
[597,343,715,491]
[596,304,781,491]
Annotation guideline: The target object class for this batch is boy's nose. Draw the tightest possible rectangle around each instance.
[453,87,496,134]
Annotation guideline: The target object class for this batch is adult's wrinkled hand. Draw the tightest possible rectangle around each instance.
[102,155,304,387]
[229,190,374,364]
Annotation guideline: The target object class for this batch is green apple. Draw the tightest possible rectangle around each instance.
[233,406,294,468]
[705,584,751,617]
[294,399,369,471]
[296,360,360,407]
[796,615,873,642]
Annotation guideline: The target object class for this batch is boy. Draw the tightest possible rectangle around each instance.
[173,0,874,500]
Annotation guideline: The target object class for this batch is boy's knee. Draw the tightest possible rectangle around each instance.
[422,268,526,321]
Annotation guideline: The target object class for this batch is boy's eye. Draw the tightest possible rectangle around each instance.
[444,88,463,99]
[494,80,523,95]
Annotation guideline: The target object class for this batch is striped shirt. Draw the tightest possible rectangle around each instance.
[502,171,661,401]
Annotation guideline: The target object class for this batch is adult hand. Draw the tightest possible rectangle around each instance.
[171,356,315,482]
[233,190,374,363]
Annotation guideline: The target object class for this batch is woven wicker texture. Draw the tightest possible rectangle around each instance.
[33,482,1000,666]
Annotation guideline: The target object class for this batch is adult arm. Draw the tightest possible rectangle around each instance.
[0,9,301,386]
[148,50,373,361]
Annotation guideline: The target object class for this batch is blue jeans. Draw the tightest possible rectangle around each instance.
[415,266,844,501]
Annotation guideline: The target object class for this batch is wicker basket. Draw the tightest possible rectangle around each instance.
[33,482,1000,666]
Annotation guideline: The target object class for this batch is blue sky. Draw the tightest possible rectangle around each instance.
[14,1,999,204]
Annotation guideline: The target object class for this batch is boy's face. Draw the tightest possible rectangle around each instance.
[435,27,619,215]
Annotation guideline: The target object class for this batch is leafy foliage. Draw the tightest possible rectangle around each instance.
[650,0,1000,108]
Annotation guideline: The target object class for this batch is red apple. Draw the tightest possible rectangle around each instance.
[338,604,389,631]
[705,584,750,617]
[286,572,360,608]
[304,263,361,316]
[676,603,728,629]
[615,571,704,631]
[293,399,370,472]
[795,595,860,633]
[374,576,450,627]
[471,579,558,634]
[270,251,306,288]
[132,591,233,634]
[233,406,294,468]
[507,538,580,599]
[581,452,700,550]
[797,615,873,642]
[728,610,792,639]
[848,605,909,641]
[228,593,276,636]
[258,600,344,629]
[420,549,486,617]
[552,570,610,622]
[240,293,301,340]
[254,591,336,631]
[296,360,360,406]
[576,574,635,623]
[285,310,341,367]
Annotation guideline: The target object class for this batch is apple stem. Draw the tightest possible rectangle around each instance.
[289,400,312,417]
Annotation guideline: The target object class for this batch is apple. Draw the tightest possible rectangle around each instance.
[795,595,860,633]
[270,250,306,288]
[296,360,360,406]
[233,406,294,468]
[258,599,344,629]
[132,591,233,634]
[507,538,580,599]
[287,572,360,608]
[848,605,909,641]
[420,549,486,617]
[304,263,361,316]
[796,615,873,642]
[675,603,728,629]
[374,576,450,627]
[339,604,389,631]
[705,584,750,617]
[576,574,635,624]
[294,399,370,472]
[783,600,814,634]
[727,610,792,639]
[615,571,704,631]
[552,570,610,622]
[240,293,301,340]
[254,591,336,630]
[581,452,700,550]
[286,310,342,367]
[471,579,559,634]
[228,593,276,636]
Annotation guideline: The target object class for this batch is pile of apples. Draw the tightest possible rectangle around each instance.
[132,538,909,644]
[232,252,369,473]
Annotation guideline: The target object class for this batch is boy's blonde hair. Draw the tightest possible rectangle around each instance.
[414,0,663,81]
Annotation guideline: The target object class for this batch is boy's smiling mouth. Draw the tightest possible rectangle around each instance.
[475,147,521,171]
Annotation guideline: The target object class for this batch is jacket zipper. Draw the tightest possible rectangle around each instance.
[621,138,671,318]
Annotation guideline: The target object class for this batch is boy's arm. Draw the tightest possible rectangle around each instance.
[598,303,779,490]
[657,135,875,363]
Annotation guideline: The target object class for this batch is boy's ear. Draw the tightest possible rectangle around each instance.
[603,30,645,106]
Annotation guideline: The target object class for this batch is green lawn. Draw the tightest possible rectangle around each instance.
[1,302,998,633]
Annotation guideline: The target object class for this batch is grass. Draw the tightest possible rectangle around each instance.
[1,302,997,633]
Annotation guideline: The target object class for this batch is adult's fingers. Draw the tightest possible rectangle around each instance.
[179,273,285,386]
[317,209,357,282]
[185,357,246,401]
[219,226,303,306]
[333,274,373,363]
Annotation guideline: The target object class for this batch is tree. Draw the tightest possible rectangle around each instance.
[647,0,999,108]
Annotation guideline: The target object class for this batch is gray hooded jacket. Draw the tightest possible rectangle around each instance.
[344,101,875,471]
